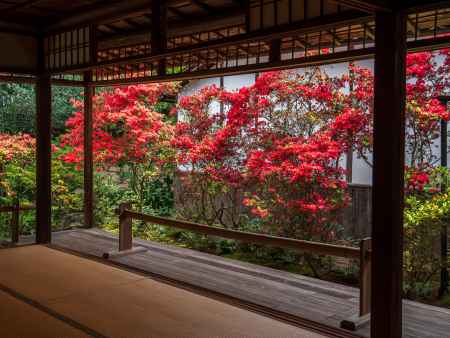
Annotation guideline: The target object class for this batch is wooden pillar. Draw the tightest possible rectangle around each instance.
[151,0,167,76]
[269,38,281,64]
[439,111,449,297]
[11,199,19,244]
[359,238,372,316]
[84,72,94,228]
[36,37,52,243]
[371,10,406,338]
[118,202,133,251]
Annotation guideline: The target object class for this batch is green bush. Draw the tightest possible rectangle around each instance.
[404,190,450,298]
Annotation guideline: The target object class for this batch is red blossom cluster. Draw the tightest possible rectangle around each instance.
[172,69,365,240]
[405,50,450,167]
[406,169,430,193]
[61,83,180,169]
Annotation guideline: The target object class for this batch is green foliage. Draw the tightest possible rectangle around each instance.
[94,168,174,234]
[0,84,35,134]
[404,190,450,298]
[0,84,82,137]
[403,167,450,298]
[52,86,83,136]
[51,156,84,229]
[0,140,84,238]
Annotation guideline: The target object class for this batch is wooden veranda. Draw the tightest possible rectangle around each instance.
[1,0,450,337]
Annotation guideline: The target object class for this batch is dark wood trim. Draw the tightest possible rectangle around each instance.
[122,210,362,258]
[118,203,133,251]
[44,0,149,33]
[330,0,392,13]
[0,66,37,76]
[0,23,38,36]
[89,24,98,65]
[91,47,375,87]
[407,34,450,53]
[36,36,52,244]
[439,96,449,297]
[371,10,407,338]
[402,0,450,13]
[46,10,372,75]
[0,75,36,84]
[269,38,281,63]
[359,238,371,316]
[50,79,86,87]
[151,0,168,75]
[0,0,44,19]
[83,71,94,229]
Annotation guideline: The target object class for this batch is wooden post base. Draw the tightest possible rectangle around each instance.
[340,313,371,331]
[103,246,147,259]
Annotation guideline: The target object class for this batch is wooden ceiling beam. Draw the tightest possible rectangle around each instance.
[0,19,37,35]
[96,8,246,50]
[330,0,392,12]
[331,0,450,12]
[124,18,144,30]
[0,0,44,19]
[45,0,152,32]
[191,0,217,14]
[168,6,188,19]
[45,0,234,33]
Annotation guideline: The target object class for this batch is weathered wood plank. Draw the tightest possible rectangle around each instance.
[52,229,450,338]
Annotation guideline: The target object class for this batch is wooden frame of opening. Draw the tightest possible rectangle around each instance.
[1,1,450,337]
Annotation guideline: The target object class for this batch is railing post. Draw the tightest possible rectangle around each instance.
[360,238,372,316]
[11,199,19,244]
[118,202,133,252]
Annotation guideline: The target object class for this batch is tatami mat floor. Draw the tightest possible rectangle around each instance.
[0,245,325,338]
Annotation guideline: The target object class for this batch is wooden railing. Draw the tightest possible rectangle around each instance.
[111,202,372,327]
[0,200,35,243]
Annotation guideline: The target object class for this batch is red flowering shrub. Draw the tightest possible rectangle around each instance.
[59,49,449,244]
[173,69,364,239]
[61,84,181,213]
[173,50,449,241]
[61,84,180,168]
[405,50,450,167]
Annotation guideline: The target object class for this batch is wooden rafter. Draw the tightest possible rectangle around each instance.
[168,6,188,19]
[330,0,392,12]
[191,0,216,14]
[0,0,43,18]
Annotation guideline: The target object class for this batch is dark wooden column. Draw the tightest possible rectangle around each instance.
[269,38,281,64]
[151,0,167,75]
[36,38,52,243]
[371,10,407,338]
[84,71,94,228]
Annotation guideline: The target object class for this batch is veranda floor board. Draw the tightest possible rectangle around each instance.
[50,228,450,338]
